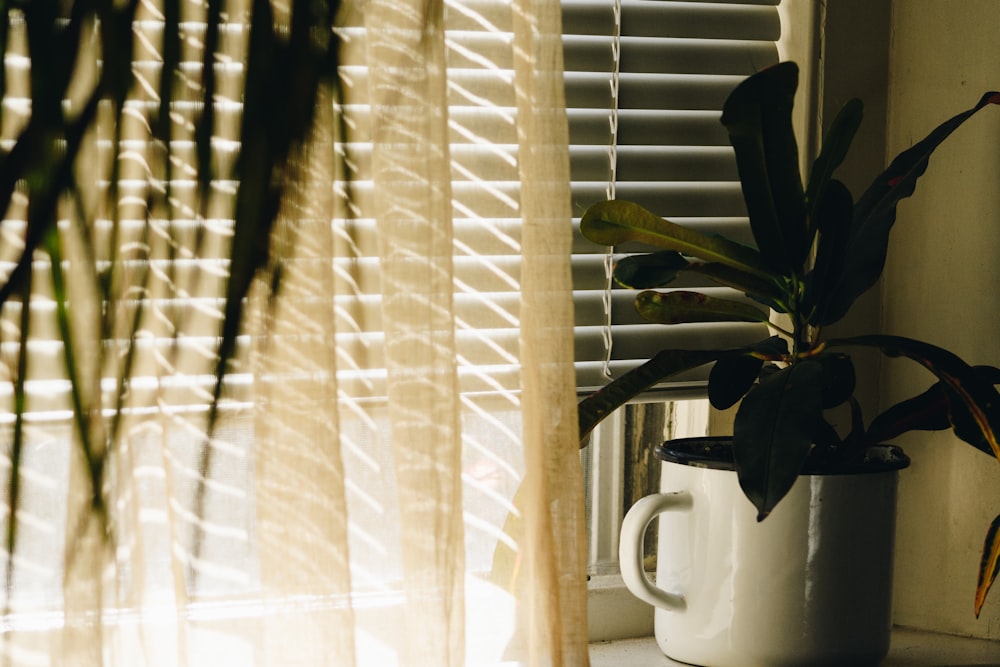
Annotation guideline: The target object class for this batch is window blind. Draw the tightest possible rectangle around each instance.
[334,0,780,402]
[0,0,782,418]
[566,0,779,394]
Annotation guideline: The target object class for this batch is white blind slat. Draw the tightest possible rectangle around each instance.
[0,0,784,417]
[566,0,779,393]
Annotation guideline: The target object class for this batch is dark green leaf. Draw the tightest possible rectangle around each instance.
[0,83,103,311]
[804,179,853,320]
[708,352,763,410]
[613,251,688,289]
[816,352,856,408]
[5,271,31,600]
[635,290,770,325]
[829,335,1000,461]
[580,200,773,280]
[817,91,1000,325]
[733,360,824,520]
[721,61,807,273]
[680,261,787,308]
[97,0,138,106]
[846,395,865,448]
[760,362,782,380]
[749,335,790,358]
[108,230,152,450]
[865,382,951,446]
[706,336,789,414]
[578,349,730,441]
[813,416,843,449]
[805,98,863,226]
[45,230,104,515]
[208,0,341,438]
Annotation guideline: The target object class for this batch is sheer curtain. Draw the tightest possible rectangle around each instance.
[0,0,587,665]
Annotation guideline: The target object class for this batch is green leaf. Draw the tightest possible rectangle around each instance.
[829,335,1000,461]
[816,352,856,408]
[865,382,952,446]
[578,349,730,441]
[45,230,104,517]
[580,200,773,280]
[817,91,1000,325]
[976,514,1000,618]
[862,365,1000,450]
[0,84,103,311]
[733,360,824,520]
[613,251,689,289]
[750,335,791,358]
[813,416,844,449]
[6,272,31,599]
[946,386,1000,461]
[635,290,770,325]
[721,61,807,273]
[804,179,853,320]
[805,98,863,226]
[708,336,789,411]
[846,396,866,447]
[207,0,341,442]
[680,261,787,308]
[708,352,763,410]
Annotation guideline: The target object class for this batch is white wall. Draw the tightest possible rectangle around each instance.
[881,0,1000,639]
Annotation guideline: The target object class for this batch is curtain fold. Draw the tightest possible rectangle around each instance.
[365,0,466,664]
[0,0,587,665]
[510,0,589,663]
[251,83,358,667]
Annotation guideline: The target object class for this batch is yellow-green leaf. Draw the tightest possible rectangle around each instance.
[581,200,773,280]
[635,290,770,325]
[976,514,1000,617]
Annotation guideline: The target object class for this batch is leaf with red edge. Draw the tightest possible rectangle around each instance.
[976,514,1000,617]
[865,382,952,446]
[815,91,1000,325]
[866,366,1000,452]
[829,336,1000,461]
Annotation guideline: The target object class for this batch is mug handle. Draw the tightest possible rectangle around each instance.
[618,491,693,611]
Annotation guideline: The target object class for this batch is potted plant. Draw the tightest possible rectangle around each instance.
[578,61,1000,665]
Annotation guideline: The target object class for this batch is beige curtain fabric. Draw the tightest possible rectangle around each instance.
[509,0,589,662]
[0,0,587,665]
[365,0,467,663]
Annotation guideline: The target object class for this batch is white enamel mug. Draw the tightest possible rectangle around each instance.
[619,437,909,667]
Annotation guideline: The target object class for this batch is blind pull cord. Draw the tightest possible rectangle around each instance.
[601,0,622,381]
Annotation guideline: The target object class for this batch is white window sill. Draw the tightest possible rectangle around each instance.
[589,627,1000,666]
